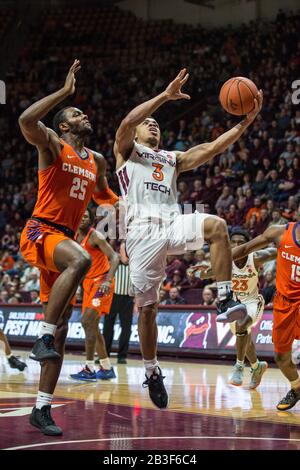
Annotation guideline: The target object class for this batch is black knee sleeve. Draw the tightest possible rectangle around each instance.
[236,331,248,337]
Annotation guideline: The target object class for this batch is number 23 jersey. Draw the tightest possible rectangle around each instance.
[232,253,259,302]
[32,139,97,232]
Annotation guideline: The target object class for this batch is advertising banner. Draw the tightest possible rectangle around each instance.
[0,304,274,357]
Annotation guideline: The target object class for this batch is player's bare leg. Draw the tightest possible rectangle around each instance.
[30,239,91,362]
[229,316,252,386]
[0,329,11,355]
[203,217,247,323]
[0,329,27,371]
[275,351,300,410]
[138,302,168,409]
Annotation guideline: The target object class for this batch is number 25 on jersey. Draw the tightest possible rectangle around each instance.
[70,177,88,200]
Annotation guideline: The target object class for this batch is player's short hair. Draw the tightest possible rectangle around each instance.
[230,228,251,242]
[53,107,70,135]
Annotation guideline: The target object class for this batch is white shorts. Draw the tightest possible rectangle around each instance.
[230,295,265,334]
[126,212,208,307]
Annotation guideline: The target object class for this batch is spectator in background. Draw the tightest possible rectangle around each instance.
[282,196,297,221]
[30,290,40,304]
[202,287,216,306]
[1,251,15,272]
[252,170,267,196]
[161,287,186,305]
[261,271,276,305]
[215,185,234,213]
[245,197,262,224]
[268,209,287,227]
[23,271,40,292]
[255,208,271,234]
[164,270,184,291]
[225,204,238,227]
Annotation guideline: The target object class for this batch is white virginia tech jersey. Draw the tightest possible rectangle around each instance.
[232,253,259,302]
[116,142,180,224]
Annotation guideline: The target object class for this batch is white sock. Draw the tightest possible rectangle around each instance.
[38,322,57,338]
[217,281,232,301]
[290,376,300,390]
[6,353,13,359]
[36,390,53,410]
[100,357,111,370]
[144,357,160,378]
[236,359,244,367]
[86,360,95,371]
[251,360,259,370]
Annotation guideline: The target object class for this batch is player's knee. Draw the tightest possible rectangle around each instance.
[72,251,92,275]
[236,315,252,332]
[275,352,291,366]
[140,304,157,323]
[204,216,227,241]
[82,314,97,330]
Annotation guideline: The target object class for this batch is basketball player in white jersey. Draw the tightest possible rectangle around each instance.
[114,69,263,409]
[188,228,277,389]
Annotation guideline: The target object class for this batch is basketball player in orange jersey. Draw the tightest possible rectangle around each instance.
[70,209,120,382]
[18,60,118,435]
[114,69,263,409]
[231,206,300,411]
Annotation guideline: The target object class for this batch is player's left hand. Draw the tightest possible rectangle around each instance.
[164,69,191,101]
[97,280,112,296]
[245,89,263,122]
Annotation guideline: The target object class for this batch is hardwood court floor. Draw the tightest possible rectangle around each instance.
[0,350,300,450]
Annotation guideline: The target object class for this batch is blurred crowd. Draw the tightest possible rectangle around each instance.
[1,5,299,306]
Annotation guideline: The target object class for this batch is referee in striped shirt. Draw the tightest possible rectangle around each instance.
[103,241,134,364]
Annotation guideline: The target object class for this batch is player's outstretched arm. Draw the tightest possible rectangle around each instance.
[176,90,263,174]
[253,247,278,269]
[232,225,285,261]
[114,69,190,166]
[91,231,120,295]
[18,60,81,149]
[93,153,119,206]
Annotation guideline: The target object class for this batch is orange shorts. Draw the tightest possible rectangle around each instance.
[272,292,300,353]
[82,275,115,317]
[20,219,75,304]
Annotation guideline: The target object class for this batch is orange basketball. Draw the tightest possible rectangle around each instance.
[219,77,258,116]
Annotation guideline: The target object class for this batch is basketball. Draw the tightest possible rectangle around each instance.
[219,77,258,116]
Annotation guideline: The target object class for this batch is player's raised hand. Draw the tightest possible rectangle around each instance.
[246,89,263,123]
[164,69,191,101]
[63,59,81,95]
[97,280,112,296]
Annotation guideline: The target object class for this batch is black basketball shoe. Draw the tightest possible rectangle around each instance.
[216,291,247,323]
[277,388,300,411]
[8,355,27,371]
[30,405,63,436]
[29,334,61,361]
[143,367,168,409]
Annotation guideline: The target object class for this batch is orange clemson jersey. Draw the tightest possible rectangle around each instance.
[276,222,300,301]
[79,227,110,279]
[32,139,97,233]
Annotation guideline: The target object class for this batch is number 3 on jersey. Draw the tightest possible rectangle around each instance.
[70,177,88,200]
[152,163,164,182]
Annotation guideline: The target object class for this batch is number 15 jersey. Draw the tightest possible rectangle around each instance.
[277,222,300,301]
[32,139,97,232]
